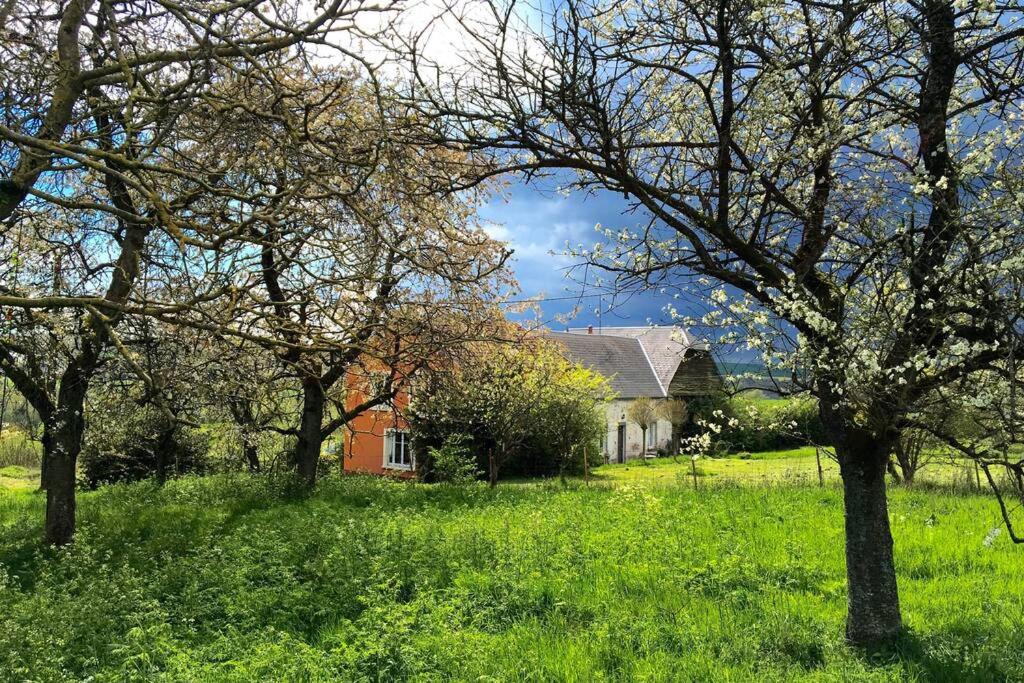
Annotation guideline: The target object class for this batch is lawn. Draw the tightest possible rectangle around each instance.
[0,465,37,493]
[589,448,983,490]
[1,468,1022,681]
[589,447,833,486]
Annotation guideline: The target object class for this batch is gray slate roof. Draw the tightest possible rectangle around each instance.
[547,332,664,398]
[548,326,704,399]
[569,326,704,391]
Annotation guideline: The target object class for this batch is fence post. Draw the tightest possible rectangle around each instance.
[815,447,824,487]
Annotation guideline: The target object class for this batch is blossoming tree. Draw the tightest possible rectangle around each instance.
[409,0,1024,644]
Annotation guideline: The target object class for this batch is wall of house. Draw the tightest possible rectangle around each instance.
[600,399,673,463]
[341,384,413,477]
[668,350,722,397]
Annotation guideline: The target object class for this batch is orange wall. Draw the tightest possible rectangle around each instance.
[341,383,412,477]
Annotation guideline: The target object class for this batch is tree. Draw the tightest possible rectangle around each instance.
[193,70,513,488]
[408,333,611,484]
[626,396,659,461]
[410,0,1024,644]
[912,366,1024,541]
[658,399,689,456]
[0,0,396,544]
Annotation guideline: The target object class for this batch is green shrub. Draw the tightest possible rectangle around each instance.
[423,434,480,484]
[408,339,610,479]
[690,395,826,454]
[80,405,210,488]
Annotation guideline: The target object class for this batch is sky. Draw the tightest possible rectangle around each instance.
[361,0,721,339]
[478,177,683,332]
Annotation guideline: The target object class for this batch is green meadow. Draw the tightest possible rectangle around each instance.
[1,466,1022,681]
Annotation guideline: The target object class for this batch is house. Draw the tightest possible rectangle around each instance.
[340,371,416,477]
[546,326,721,463]
[338,324,721,474]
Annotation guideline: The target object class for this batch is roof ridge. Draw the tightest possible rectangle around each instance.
[634,337,667,398]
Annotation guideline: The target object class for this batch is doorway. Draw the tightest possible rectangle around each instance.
[616,423,626,463]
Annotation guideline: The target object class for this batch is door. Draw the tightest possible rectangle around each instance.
[616,424,626,463]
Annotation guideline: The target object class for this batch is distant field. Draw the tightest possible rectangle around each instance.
[1,469,1021,680]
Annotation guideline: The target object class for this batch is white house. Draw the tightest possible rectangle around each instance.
[548,326,721,463]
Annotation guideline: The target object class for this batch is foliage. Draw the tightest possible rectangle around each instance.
[423,435,480,485]
[408,337,612,480]
[0,380,41,437]
[80,403,210,489]
[0,474,1021,680]
[683,395,825,456]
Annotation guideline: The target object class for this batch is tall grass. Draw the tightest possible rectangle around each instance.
[0,427,42,468]
[1,475,1021,681]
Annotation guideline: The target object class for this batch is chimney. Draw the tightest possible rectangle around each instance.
[587,325,593,334]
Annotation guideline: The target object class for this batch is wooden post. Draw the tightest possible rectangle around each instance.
[690,457,698,490]
[583,444,590,485]
[816,447,824,487]
[974,460,982,490]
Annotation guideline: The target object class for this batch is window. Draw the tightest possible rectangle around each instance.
[647,423,658,449]
[385,430,412,470]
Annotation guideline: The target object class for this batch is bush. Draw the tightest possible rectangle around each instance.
[689,395,826,454]
[80,405,210,488]
[408,338,611,480]
[421,434,480,484]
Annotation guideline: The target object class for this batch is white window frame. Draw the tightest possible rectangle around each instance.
[383,429,413,470]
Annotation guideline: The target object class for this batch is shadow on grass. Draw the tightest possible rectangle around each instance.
[861,628,1012,682]
[0,473,596,584]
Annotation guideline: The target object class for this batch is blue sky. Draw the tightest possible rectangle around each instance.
[479,177,685,331]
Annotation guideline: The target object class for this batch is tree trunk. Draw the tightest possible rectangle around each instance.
[243,441,261,473]
[41,366,89,546]
[886,457,903,485]
[838,438,902,646]
[488,449,497,488]
[44,444,77,546]
[293,375,325,487]
[154,424,175,486]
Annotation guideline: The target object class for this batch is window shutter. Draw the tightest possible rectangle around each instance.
[384,430,394,465]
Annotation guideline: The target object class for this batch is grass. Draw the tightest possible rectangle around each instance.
[1,468,1022,681]
[589,447,831,486]
[0,427,43,469]
[589,448,983,490]
[0,465,37,492]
